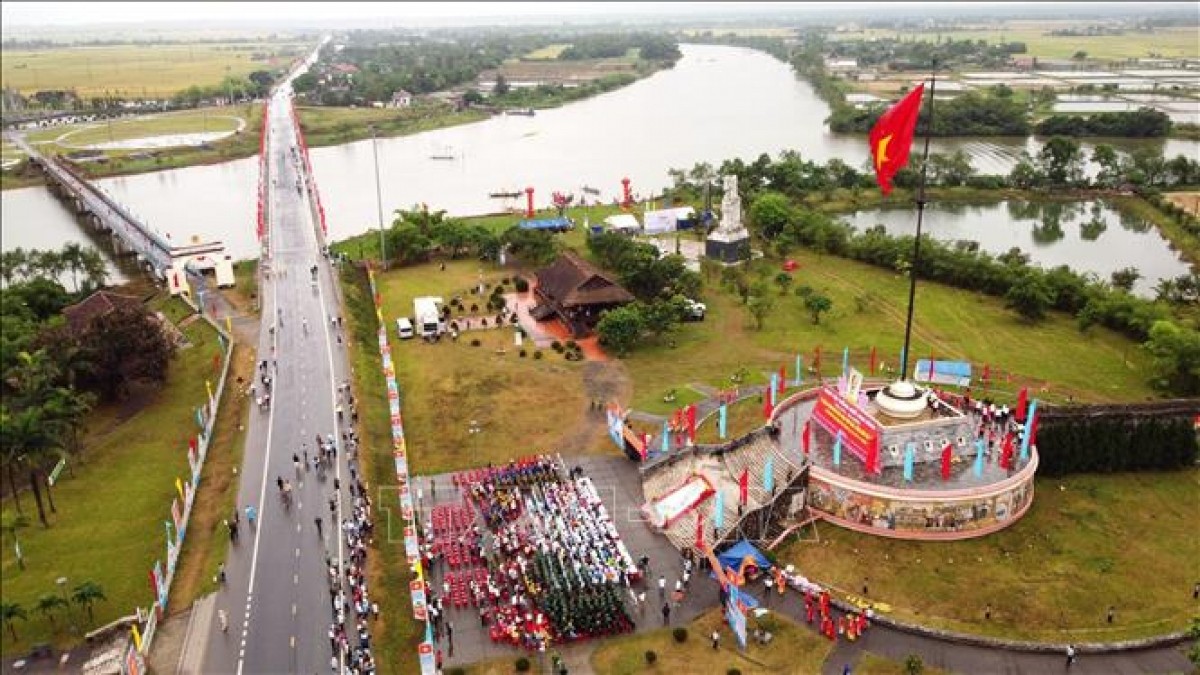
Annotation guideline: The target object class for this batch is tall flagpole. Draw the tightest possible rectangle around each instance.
[899,63,937,383]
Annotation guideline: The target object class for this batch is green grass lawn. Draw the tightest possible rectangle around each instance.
[295,104,489,148]
[694,396,766,445]
[0,297,221,654]
[589,608,834,675]
[777,469,1200,642]
[851,652,951,675]
[1,41,308,98]
[57,109,244,147]
[827,24,1199,60]
[523,44,570,60]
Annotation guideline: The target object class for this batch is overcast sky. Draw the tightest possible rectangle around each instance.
[2,1,1191,29]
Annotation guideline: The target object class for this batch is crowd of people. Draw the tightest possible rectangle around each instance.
[422,455,637,652]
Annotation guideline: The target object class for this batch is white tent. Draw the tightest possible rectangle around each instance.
[603,213,642,233]
[642,206,695,234]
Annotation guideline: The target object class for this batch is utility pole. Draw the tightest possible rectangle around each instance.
[370,125,387,269]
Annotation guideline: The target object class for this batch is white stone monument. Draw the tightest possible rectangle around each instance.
[705,175,751,263]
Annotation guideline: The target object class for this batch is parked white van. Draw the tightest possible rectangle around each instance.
[396,317,415,340]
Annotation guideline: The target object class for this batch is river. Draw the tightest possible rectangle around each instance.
[3,44,1197,274]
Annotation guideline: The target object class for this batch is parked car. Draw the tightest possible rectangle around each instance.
[682,299,706,321]
[396,317,415,340]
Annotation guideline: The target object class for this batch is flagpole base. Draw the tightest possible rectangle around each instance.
[874,379,927,420]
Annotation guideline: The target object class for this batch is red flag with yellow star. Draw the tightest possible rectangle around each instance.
[869,83,925,195]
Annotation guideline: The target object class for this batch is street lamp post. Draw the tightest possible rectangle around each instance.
[370,126,387,269]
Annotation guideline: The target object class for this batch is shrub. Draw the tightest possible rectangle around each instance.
[533,350,543,359]
[644,650,657,665]
[514,276,530,292]
[672,627,688,643]
[551,340,564,352]
[470,303,479,313]
[565,339,578,350]
[515,657,531,672]
[903,654,924,675]
[470,338,481,347]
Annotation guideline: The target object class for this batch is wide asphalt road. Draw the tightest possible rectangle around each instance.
[202,73,354,674]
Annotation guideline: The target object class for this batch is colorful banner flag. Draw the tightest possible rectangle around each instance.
[868,82,926,195]
[801,421,811,454]
[738,468,748,505]
[713,489,725,530]
[762,390,773,420]
[763,456,774,493]
[695,511,705,549]
[941,442,953,481]
[833,430,843,466]
[718,404,727,440]
[661,420,670,453]
[769,373,778,406]
[974,438,986,477]
[1020,399,1039,461]
[1016,387,1029,422]
[778,364,787,395]
[175,477,184,501]
[686,404,697,443]
[795,354,803,386]
[842,346,849,378]
[903,442,915,482]
[869,346,877,376]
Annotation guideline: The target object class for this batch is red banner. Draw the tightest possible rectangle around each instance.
[811,387,882,473]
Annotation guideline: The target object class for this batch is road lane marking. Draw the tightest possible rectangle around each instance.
[290,635,295,649]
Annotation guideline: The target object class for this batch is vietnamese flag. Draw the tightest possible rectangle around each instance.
[869,83,926,195]
[762,390,774,420]
[738,468,749,505]
[801,420,811,454]
[695,511,705,549]
[1015,387,1029,422]
[686,404,697,443]
[869,346,877,376]
[940,442,953,481]
[778,365,787,395]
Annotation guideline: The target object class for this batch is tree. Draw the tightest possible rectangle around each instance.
[748,191,793,238]
[462,88,485,105]
[774,272,793,295]
[493,74,510,96]
[386,223,432,265]
[1,602,27,641]
[6,278,71,322]
[35,593,68,629]
[1036,136,1085,186]
[247,70,275,94]
[72,581,106,623]
[803,292,833,325]
[1091,144,1122,188]
[77,247,108,294]
[59,243,87,293]
[596,304,645,355]
[1143,320,1200,396]
[1005,274,1053,321]
[77,304,175,401]
[1110,267,1141,292]
[501,227,558,266]
[0,405,60,527]
[746,288,775,331]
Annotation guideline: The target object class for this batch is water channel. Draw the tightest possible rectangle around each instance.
[3,44,1196,286]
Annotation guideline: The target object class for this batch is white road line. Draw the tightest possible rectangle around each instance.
[236,92,286,675]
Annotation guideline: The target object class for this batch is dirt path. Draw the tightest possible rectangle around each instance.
[553,360,632,453]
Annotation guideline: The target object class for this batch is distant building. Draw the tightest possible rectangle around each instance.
[389,89,413,108]
[825,58,859,73]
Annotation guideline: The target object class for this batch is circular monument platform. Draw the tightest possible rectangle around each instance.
[772,385,1038,541]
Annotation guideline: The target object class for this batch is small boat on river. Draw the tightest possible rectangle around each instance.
[504,108,536,117]
[488,190,522,199]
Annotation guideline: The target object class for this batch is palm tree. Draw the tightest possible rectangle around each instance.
[1,248,28,285]
[35,593,69,630]
[1,602,27,641]
[30,249,66,282]
[71,581,106,623]
[77,248,108,293]
[0,406,62,527]
[59,243,86,293]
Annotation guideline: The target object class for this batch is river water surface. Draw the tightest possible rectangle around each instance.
[3,44,1196,282]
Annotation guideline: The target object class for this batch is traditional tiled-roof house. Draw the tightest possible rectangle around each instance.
[532,252,634,337]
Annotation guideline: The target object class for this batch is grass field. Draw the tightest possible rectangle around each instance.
[852,652,951,675]
[54,109,244,147]
[694,396,766,445]
[1,41,308,98]
[0,296,221,655]
[589,608,834,674]
[777,469,1200,642]
[827,24,1199,61]
[295,104,489,148]
[523,44,570,60]
[3,103,265,190]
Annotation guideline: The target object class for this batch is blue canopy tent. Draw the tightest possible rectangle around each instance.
[717,540,773,577]
[913,359,971,387]
[518,217,573,232]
